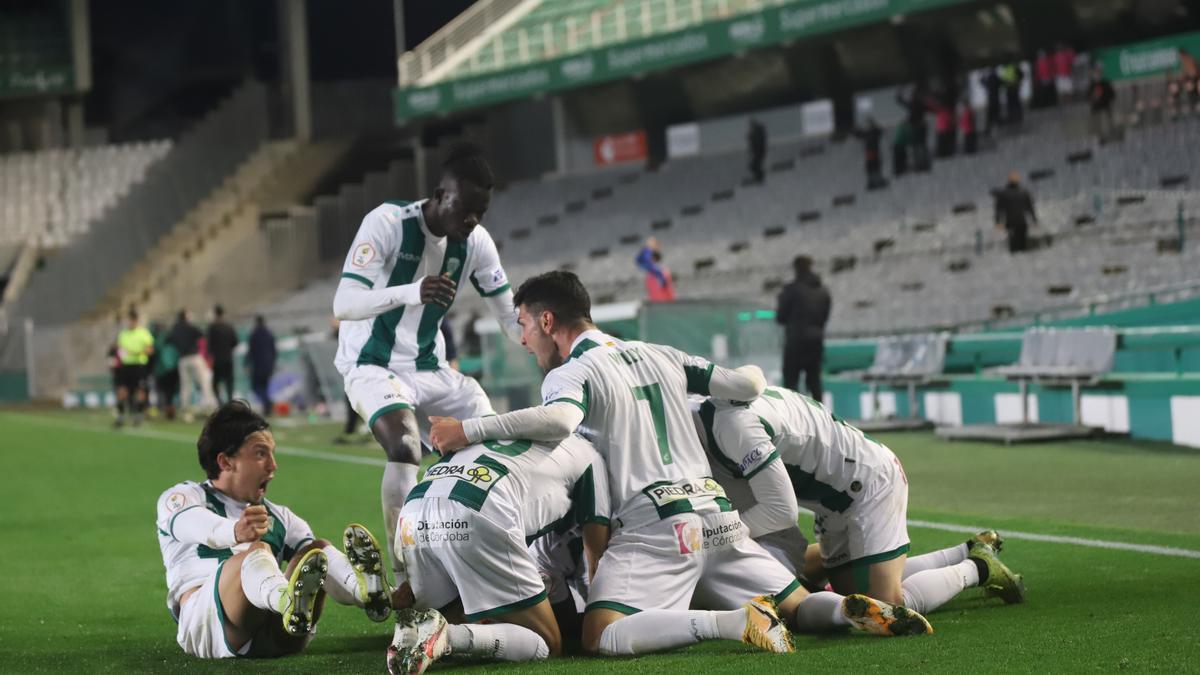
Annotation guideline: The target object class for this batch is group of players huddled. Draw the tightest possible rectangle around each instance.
[156,145,1025,672]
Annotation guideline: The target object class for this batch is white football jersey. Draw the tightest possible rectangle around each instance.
[404,434,610,539]
[541,329,728,529]
[155,481,314,616]
[700,386,902,514]
[335,200,511,375]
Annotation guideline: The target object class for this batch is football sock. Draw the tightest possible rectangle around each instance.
[239,547,290,614]
[597,610,743,655]
[381,461,418,574]
[903,543,969,578]
[901,560,980,614]
[792,591,853,632]
[321,544,362,607]
[446,623,550,661]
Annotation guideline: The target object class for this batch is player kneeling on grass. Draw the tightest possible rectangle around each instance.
[695,387,1025,619]
[386,434,610,674]
[154,400,392,659]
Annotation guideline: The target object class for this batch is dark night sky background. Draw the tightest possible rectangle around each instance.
[86,1,473,138]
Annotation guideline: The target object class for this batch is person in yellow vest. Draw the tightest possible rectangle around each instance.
[115,308,155,427]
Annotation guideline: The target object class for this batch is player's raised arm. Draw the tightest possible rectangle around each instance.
[709,405,798,538]
[656,342,766,401]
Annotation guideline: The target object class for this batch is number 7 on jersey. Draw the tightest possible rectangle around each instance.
[632,383,673,465]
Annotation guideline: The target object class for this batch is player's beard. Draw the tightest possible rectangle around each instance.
[541,348,564,374]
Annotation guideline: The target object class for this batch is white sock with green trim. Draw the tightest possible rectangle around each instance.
[445,623,549,661]
[597,610,742,655]
[901,560,979,614]
[382,462,418,574]
[792,591,852,632]
[239,547,290,614]
[903,543,969,579]
[321,544,362,607]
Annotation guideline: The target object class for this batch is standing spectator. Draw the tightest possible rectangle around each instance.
[114,308,154,427]
[931,93,957,158]
[171,309,216,420]
[1034,49,1057,107]
[1088,64,1117,143]
[246,315,277,416]
[206,304,238,405]
[852,117,888,189]
[1054,43,1077,102]
[151,320,180,420]
[993,171,1038,254]
[747,118,766,184]
[896,86,931,172]
[959,96,979,154]
[891,119,911,176]
[983,67,1004,132]
[775,255,832,403]
[635,237,676,302]
[1001,62,1024,126]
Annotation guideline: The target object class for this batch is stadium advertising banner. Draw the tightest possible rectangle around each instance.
[594,131,648,165]
[1095,31,1200,81]
[395,0,970,123]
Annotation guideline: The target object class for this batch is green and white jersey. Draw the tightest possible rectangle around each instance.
[155,481,314,615]
[700,387,901,514]
[335,200,511,375]
[541,330,729,530]
[405,435,610,539]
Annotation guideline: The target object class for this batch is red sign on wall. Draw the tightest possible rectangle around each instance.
[593,131,647,165]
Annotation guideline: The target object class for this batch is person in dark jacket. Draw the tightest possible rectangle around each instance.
[983,67,1004,132]
[993,171,1038,254]
[747,118,766,184]
[776,255,832,402]
[246,315,277,416]
[170,309,215,418]
[851,117,888,189]
[206,304,239,405]
[1088,64,1117,143]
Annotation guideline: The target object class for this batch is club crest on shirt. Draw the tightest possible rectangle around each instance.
[165,492,188,512]
[352,243,376,268]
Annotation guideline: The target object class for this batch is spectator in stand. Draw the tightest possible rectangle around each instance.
[1001,62,1024,126]
[114,308,154,428]
[776,255,831,403]
[891,120,911,176]
[246,315,277,417]
[983,67,1004,132]
[993,171,1038,254]
[747,118,766,184]
[636,237,676,302]
[931,92,957,158]
[1172,48,1200,116]
[897,85,931,172]
[851,117,887,189]
[462,311,482,359]
[206,304,238,405]
[151,320,180,420]
[171,309,216,421]
[1088,63,1117,144]
[1054,43,1077,102]
[1034,49,1056,107]
[959,96,979,154]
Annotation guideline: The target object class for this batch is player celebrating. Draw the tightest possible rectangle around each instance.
[155,401,392,659]
[696,387,1025,616]
[332,142,521,572]
[430,271,931,661]
[386,434,610,674]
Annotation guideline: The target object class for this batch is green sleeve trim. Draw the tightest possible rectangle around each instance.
[684,363,715,395]
[340,272,374,288]
[469,271,512,297]
[167,504,203,541]
[582,515,611,526]
[742,450,781,480]
[368,402,413,429]
[547,397,587,415]
[463,589,548,622]
[586,600,642,615]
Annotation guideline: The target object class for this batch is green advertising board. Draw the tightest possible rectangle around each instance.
[1095,30,1200,81]
[394,0,971,123]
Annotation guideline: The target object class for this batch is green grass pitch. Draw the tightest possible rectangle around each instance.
[2,408,1199,673]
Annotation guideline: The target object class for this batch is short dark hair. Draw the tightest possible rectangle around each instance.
[513,270,592,325]
[793,255,813,273]
[197,400,270,479]
[442,141,495,191]
[214,304,225,318]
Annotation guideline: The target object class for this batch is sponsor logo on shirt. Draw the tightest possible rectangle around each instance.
[413,518,472,543]
[738,447,765,475]
[701,519,744,549]
[352,243,376,268]
[423,463,496,485]
[674,522,701,554]
[165,492,188,512]
[647,478,727,509]
[397,251,422,263]
[491,268,506,285]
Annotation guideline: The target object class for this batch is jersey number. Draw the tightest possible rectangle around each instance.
[632,383,673,465]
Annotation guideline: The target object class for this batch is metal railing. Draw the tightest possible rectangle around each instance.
[400,0,791,87]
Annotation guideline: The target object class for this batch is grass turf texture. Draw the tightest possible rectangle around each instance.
[2,408,1199,672]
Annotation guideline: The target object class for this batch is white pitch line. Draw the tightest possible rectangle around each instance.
[8,412,1200,559]
[908,519,1200,560]
[2,413,387,468]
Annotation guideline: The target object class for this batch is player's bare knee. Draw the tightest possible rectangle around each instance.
[373,412,422,464]
[581,610,618,654]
